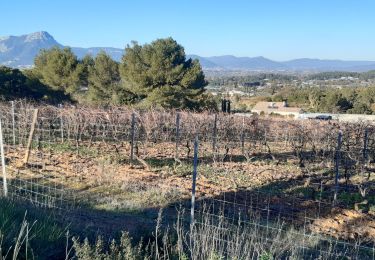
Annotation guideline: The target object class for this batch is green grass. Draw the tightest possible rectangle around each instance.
[145,157,176,169]
[0,197,373,259]
[0,198,67,259]
[41,141,100,157]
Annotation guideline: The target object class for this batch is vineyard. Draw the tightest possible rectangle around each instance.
[0,101,374,259]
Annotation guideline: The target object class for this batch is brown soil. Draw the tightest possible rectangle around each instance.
[311,208,375,242]
[3,142,375,242]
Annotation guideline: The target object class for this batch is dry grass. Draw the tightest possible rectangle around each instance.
[0,102,374,252]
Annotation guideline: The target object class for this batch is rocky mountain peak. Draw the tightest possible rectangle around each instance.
[24,31,55,42]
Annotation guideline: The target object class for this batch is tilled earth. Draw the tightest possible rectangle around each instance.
[3,141,375,243]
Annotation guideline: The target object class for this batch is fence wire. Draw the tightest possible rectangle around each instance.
[0,101,374,259]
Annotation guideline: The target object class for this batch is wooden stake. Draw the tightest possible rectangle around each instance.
[24,109,39,165]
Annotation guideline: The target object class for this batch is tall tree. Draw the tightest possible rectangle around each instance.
[120,38,215,110]
[79,55,95,88]
[33,47,82,94]
[87,52,122,105]
[0,66,69,103]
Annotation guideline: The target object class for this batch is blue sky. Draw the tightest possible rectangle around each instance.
[1,0,375,60]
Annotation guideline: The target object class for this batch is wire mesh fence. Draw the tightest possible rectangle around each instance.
[0,101,374,259]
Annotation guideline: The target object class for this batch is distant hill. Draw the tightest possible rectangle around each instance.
[71,47,123,61]
[187,55,222,69]
[191,55,375,72]
[282,58,375,71]
[0,31,62,67]
[2,31,375,72]
[204,55,287,70]
[0,31,124,68]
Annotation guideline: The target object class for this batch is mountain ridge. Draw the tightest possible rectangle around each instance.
[0,31,123,67]
[1,31,375,72]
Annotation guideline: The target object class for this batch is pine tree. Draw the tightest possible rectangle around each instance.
[120,38,215,110]
[33,47,82,94]
[87,51,121,105]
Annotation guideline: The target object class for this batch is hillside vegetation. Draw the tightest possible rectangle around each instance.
[0,38,216,111]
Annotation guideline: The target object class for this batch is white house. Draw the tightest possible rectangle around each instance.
[252,101,302,118]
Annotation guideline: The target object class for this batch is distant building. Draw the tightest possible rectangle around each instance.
[252,101,302,118]
[224,90,248,96]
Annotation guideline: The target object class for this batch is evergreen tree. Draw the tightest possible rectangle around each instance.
[33,47,82,94]
[0,65,69,103]
[79,55,95,88]
[87,51,122,105]
[120,38,215,110]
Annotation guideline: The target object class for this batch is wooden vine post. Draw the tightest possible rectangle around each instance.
[24,109,39,165]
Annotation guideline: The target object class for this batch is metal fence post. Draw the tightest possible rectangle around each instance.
[212,114,217,153]
[334,131,342,203]
[59,104,64,143]
[11,101,16,146]
[191,136,199,226]
[0,118,8,197]
[363,128,368,164]
[175,112,180,159]
[130,112,136,163]
[241,117,245,155]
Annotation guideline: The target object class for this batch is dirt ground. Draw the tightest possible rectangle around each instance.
[3,141,375,242]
